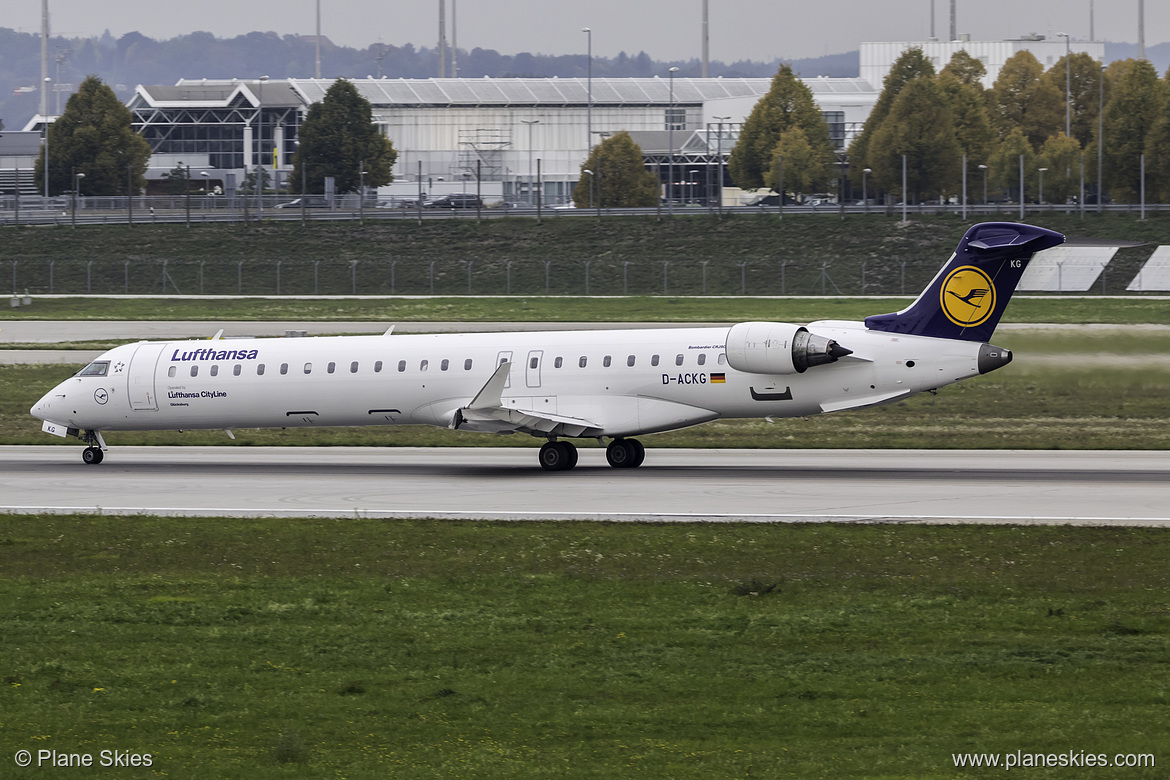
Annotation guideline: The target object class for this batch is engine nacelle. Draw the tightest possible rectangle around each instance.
[725,321,852,375]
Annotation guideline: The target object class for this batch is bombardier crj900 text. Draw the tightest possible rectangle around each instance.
[32,222,1063,470]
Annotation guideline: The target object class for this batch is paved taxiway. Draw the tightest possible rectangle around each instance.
[2,446,1167,525]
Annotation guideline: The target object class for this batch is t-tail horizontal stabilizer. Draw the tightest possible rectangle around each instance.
[864,222,1064,343]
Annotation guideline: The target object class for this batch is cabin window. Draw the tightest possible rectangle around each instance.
[651,354,660,367]
[627,355,636,367]
[351,361,359,373]
[190,366,199,377]
[210,365,219,377]
[420,360,429,371]
[257,363,266,376]
[280,363,289,375]
[327,362,336,374]
[233,364,242,376]
[675,354,684,366]
[579,356,588,368]
[697,353,707,366]
[304,363,312,374]
[441,359,450,371]
[603,355,612,368]
[718,353,727,365]
[554,356,563,368]
[530,356,538,369]
[168,366,176,378]
[398,360,406,372]
[374,361,383,373]
[464,358,473,370]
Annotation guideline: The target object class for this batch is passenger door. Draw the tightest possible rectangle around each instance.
[127,342,168,411]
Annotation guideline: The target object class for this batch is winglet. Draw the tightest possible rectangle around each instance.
[468,361,511,411]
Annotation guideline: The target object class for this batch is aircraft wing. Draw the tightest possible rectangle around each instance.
[450,362,604,437]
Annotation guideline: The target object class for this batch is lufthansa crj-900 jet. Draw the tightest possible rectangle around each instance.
[32,222,1063,470]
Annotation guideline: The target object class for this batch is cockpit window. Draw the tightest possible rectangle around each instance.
[78,361,110,377]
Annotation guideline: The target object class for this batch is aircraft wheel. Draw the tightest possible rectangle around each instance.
[539,441,577,471]
[606,439,639,468]
[82,446,104,465]
[562,441,579,469]
[628,438,646,468]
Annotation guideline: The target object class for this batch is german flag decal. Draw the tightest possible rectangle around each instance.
[710,373,726,383]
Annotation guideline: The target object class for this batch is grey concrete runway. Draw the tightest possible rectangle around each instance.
[2,446,1167,525]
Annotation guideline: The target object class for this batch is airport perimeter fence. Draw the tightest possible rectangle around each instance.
[4,256,953,299]
[2,252,1153,299]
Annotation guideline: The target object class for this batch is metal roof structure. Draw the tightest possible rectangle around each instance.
[159,77,875,109]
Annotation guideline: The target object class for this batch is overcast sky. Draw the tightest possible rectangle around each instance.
[12,1,1166,62]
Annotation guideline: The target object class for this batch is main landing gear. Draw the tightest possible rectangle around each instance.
[537,438,646,471]
[538,440,578,471]
[605,438,645,469]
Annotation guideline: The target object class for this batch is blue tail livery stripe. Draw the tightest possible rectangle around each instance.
[864,222,1064,342]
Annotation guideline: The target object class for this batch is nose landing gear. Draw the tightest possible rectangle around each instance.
[80,430,107,465]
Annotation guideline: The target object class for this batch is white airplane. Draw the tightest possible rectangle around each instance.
[31,222,1064,470]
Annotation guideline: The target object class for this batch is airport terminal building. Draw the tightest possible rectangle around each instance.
[124,76,877,205]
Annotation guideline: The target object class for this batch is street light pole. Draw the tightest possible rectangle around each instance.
[43,77,51,198]
[1038,167,1047,206]
[862,167,871,215]
[359,161,366,225]
[521,119,539,203]
[1098,64,1105,214]
[713,115,729,217]
[668,66,678,216]
[257,75,268,220]
[1057,32,1071,138]
[181,162,191,227]
[978,164,988,207]
[582,28,592,153]
[71,169,84,228]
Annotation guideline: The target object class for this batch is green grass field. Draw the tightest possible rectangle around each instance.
[2,516,1165,778]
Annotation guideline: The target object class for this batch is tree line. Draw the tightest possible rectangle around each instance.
[732,48,1170,206]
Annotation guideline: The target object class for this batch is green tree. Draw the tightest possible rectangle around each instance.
[938,53,995,190]
[1144,67,1170,201]
[1101,58,1164,203]
[847,47,935,189]
[765,127,835,198]
[939,49,986,86]
[1036,133,1083,204]
[867,77,961,201]
[292,79,396,194]
[35,75,151,196]
[572,131,659,207]
[989,51,1063,148]
[159,165,190,195]
[727,64,833,190]
[1042,52,1106,147]
[988,127,1037,202]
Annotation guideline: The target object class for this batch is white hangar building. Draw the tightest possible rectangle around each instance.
[126,76,877,205]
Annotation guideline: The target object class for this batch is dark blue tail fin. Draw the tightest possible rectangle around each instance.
[864,222,1065,342]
